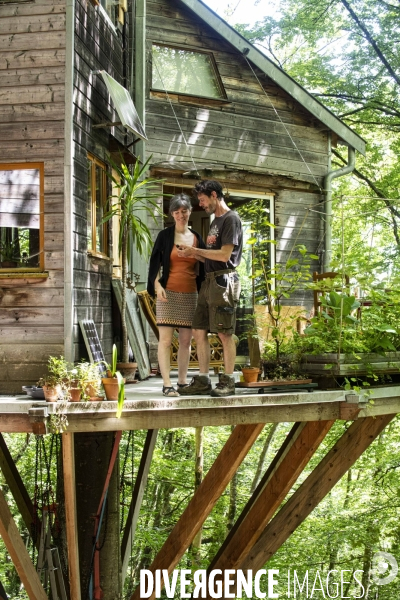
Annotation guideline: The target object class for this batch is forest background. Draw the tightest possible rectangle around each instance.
[1,0,400,597]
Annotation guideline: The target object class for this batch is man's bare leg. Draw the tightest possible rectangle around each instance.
[178,328,212,395]
[192,328,210,373]
[217,332,236,374]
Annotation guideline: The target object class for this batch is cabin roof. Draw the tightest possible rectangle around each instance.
[177,0,366,155]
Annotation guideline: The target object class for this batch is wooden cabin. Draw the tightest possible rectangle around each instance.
[0,0,365,393]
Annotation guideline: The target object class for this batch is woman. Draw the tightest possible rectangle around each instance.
[147,194,205,396]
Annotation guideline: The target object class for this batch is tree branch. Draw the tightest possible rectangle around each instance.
[339,0,400,86]
[332,148,400,247]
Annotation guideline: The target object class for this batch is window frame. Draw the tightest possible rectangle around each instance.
[87,153,109,258]
[151,43,228,101]
[0,162,44,273]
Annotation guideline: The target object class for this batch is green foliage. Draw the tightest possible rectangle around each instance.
[236,0,400,273]
[102,155,164,261]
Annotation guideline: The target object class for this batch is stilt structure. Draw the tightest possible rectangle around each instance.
[0,384,398,599]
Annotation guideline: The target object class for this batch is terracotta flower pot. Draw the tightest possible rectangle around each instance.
[43,385,61,402]
[84,381,101,400]
[116,362,137,383]
[241,367,260,383]
[68,388,82,402]
[102,377,125,401]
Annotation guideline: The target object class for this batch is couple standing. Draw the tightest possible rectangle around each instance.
[147,180,243,398]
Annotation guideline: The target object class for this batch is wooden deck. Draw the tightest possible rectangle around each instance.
[1,378,400,433]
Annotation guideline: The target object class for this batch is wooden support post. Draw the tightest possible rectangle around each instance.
[208,420,334,589]
[0,485,48,600]
[241,414,395,572]
[62,432,81,600]
[129,423,264,600]
[0,434,38,544]
[121,430,158,584]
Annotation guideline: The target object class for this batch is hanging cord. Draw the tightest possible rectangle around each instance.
[152,55,201,177]
[243,54,323,193]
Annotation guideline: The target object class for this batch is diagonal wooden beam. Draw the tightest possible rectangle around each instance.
[130,423,264,600]
[0,434,38,544]
[208,419,334,583]
[209,422,303,570]
[0,485,47,600]
[121,430,158,584]
[241,414,395,572]
[62,433,81,600]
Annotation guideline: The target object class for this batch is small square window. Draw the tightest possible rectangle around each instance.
[87,154,108,256]
[152,44,226,100]
[0,163,44,271]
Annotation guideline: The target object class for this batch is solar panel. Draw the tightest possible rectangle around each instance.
[99,71,147,140]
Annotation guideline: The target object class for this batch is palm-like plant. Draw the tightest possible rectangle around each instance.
[103,156,163,363]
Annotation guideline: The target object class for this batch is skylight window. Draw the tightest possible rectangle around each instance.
[152,44,226,100]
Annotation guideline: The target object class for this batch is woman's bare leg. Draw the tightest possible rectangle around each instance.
[157,326,175,387]
[177,328,192,384]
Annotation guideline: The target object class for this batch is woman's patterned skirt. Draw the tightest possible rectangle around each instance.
[156,289,198,329]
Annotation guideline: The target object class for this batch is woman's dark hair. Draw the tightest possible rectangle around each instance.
[194,180,223,199]
[169,193,192,215]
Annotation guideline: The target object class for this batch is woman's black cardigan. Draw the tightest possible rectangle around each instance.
[147,225,206,297]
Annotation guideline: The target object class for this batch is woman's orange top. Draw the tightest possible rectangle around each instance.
[166,238,198,293]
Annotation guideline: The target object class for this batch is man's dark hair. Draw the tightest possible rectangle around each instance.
[194,180,223,199]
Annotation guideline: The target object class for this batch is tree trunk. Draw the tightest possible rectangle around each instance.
[251,423,279,493]
[74,433,121,599]
[191,427,204,566]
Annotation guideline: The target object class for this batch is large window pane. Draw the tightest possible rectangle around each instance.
[0,166,42,269]
[152,45,225,99]
[87,154,108,255]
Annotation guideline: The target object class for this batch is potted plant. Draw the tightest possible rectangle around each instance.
[241,366,261,383]
[102,155,163,366]
[101,345,125,416]
[37,355,70,402]
[297,284,400,386]
[76,361,102,400]
[248,245,316,382]
[37,374,61,402]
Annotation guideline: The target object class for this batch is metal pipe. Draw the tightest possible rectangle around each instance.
[323,145,356,272]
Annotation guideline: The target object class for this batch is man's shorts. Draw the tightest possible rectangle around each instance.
[192,269,241,335]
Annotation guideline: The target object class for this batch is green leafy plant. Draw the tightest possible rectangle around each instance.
[258,245,316,365]
[102,344,125,418]
[102,155,164,363]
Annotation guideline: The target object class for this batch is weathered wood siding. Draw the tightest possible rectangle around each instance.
[0,0,66,393]
[145,0,328,187]
[146,0,327,313]
[72,0,130,363]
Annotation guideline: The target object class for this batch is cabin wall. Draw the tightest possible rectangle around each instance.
[0,0,66,393]
[144,0,327,328]
[145,0,329,187]
[72,0,131,363]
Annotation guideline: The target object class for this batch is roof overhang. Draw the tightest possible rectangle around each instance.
[178,0,366,155]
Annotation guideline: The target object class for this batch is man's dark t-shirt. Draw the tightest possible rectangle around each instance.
[205,210,243,273]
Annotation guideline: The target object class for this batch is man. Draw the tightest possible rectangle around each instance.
[177,180,243,397]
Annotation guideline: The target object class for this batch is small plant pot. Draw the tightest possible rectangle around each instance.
[102,377,125,401]
[68,388,82,402]
[43,385,61,402]
[241,368,260,383]
[84,381,101,399]
[117,362,137,383]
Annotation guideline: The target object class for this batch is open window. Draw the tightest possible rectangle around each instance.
[151,44,227,100]
[87,154,108,257]
[0,163,44,271]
